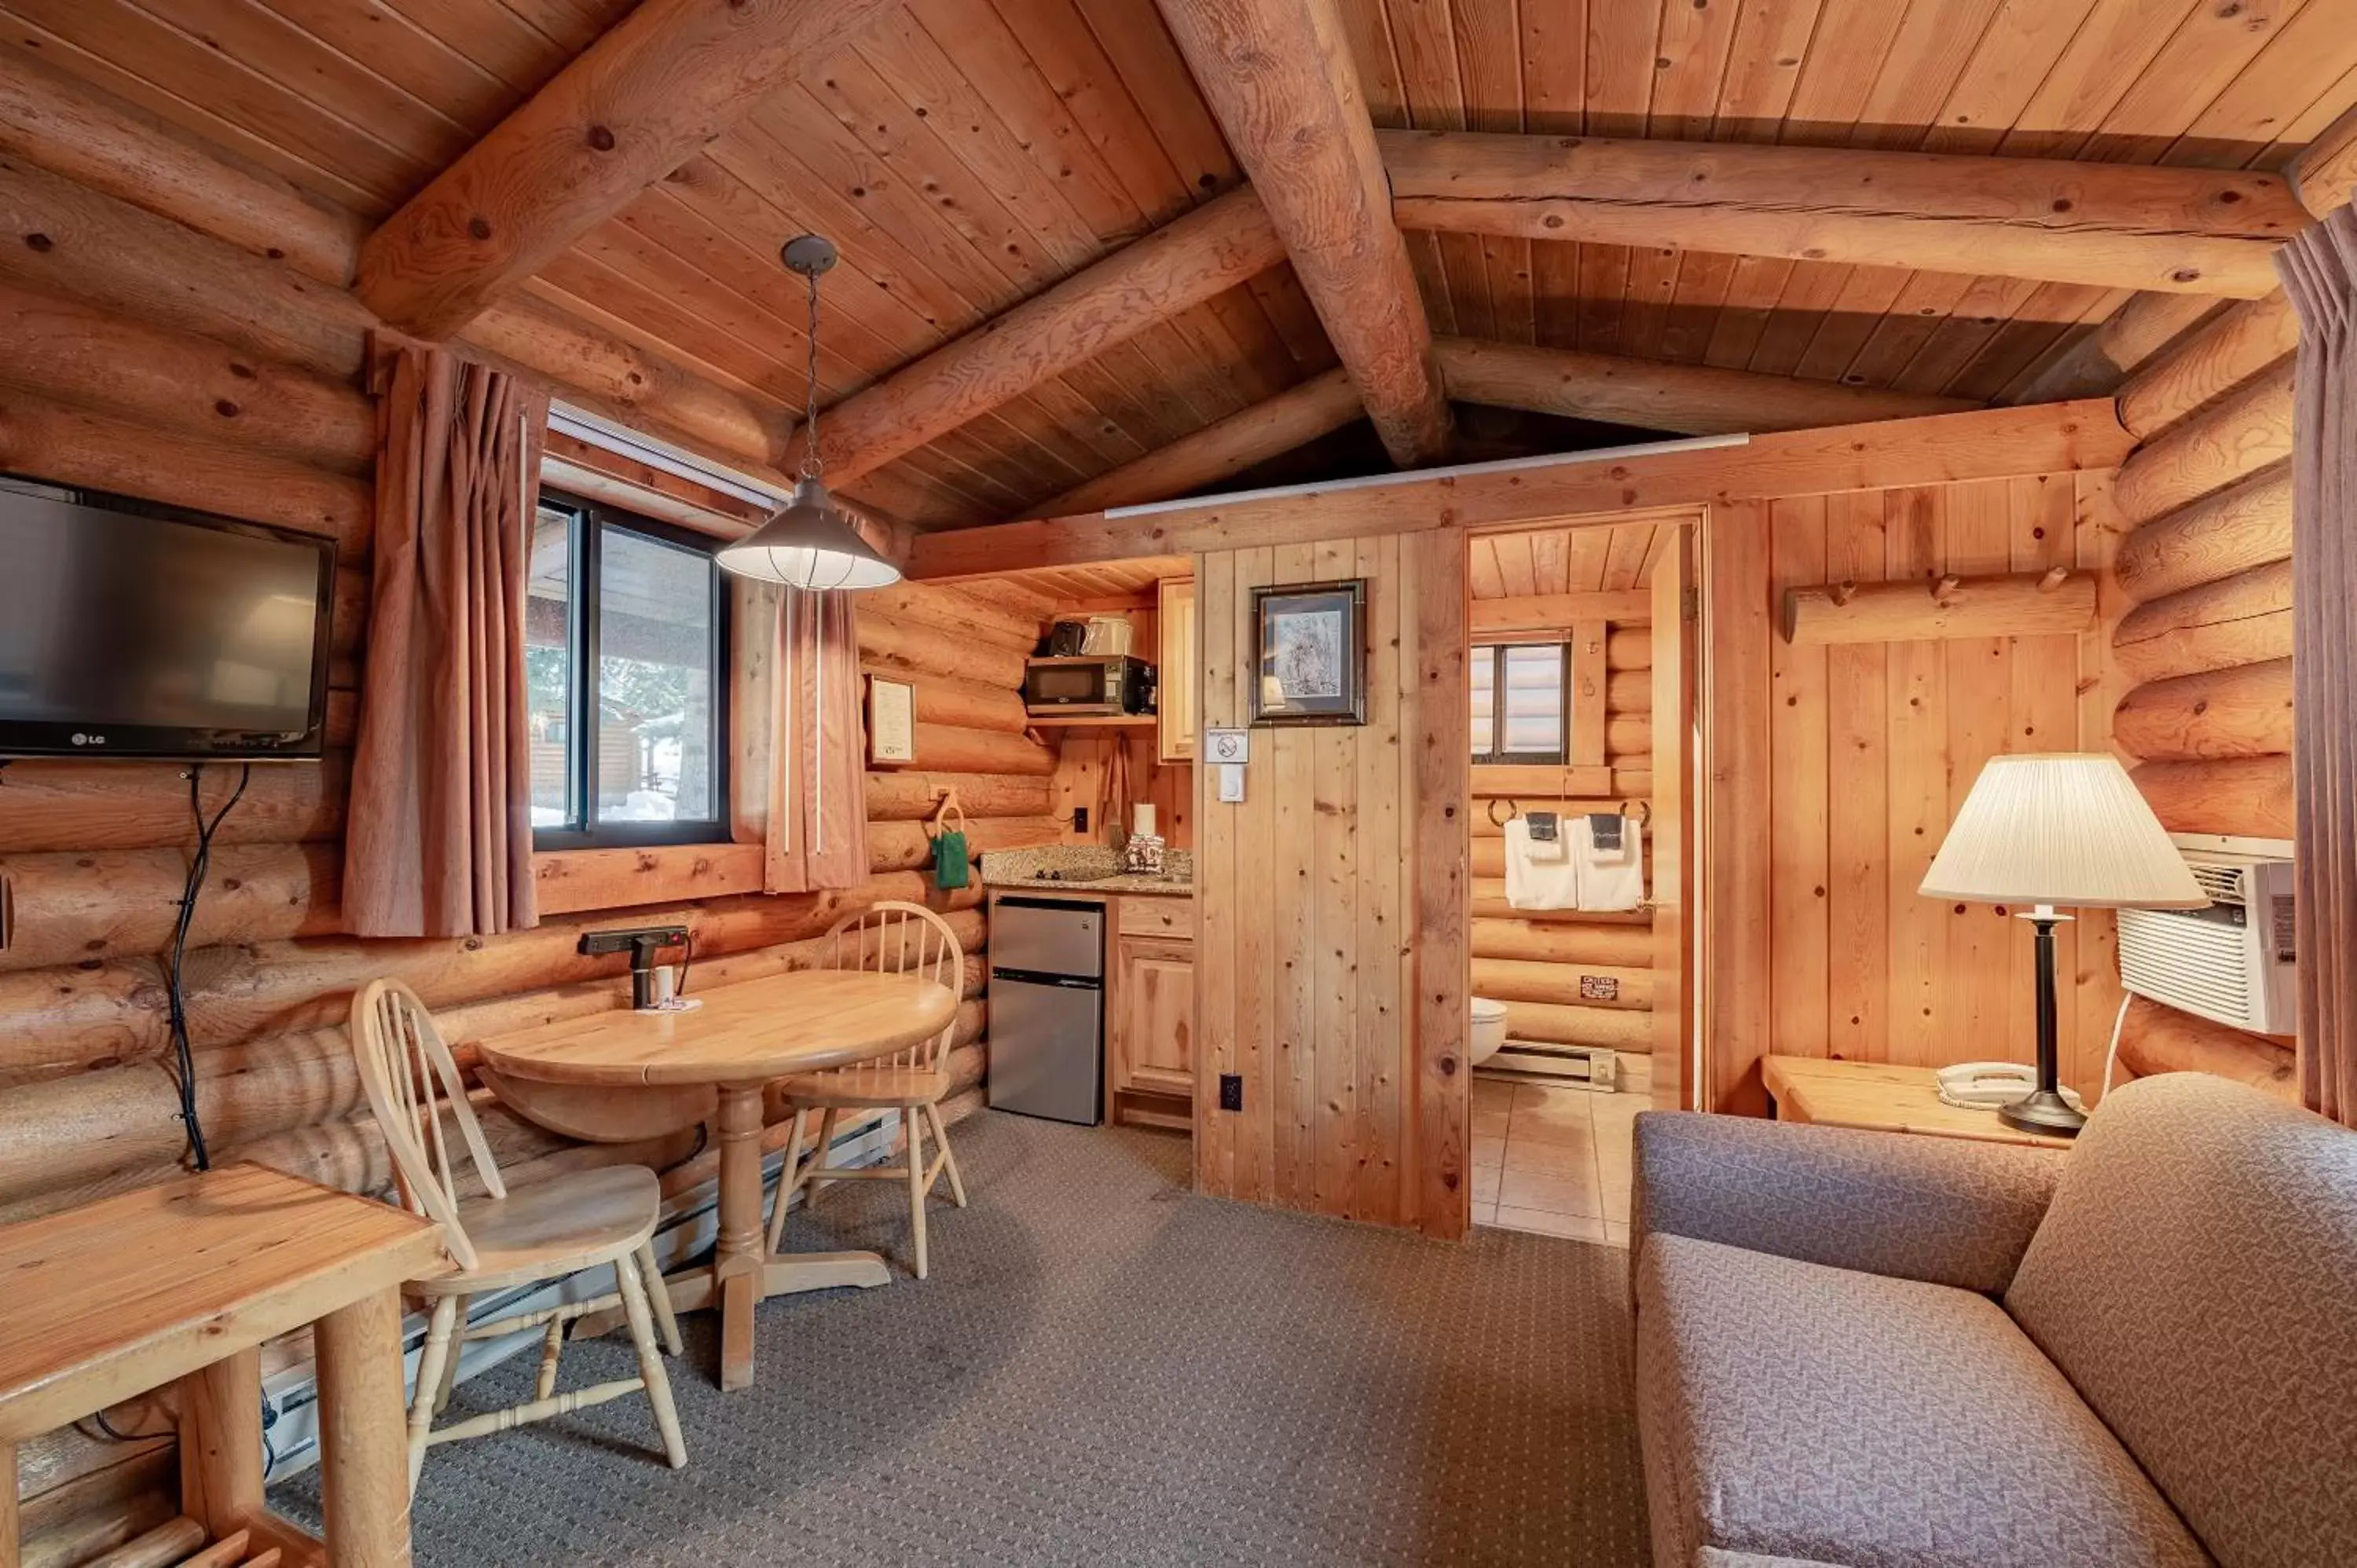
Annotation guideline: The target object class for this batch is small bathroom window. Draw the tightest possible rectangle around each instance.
[1470,642,1569,766]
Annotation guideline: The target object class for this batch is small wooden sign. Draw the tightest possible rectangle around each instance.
[867,676,915,764]
[1578,973,1620,1002]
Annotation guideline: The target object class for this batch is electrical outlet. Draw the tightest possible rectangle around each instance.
[1219,1073,1242,1112]
[1074,806,1088,835]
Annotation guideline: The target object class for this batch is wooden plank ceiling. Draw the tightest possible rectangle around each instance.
[1469,521,1666,601]
[5,0,2353,533]
[1337,0,2357,404]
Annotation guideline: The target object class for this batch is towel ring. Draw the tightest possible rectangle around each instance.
[927,788,967,838]
[1486,797,1519,829]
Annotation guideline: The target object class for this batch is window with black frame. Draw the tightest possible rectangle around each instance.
[526,492,728,848]
[1470,641,1571,766]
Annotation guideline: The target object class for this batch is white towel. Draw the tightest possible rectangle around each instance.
[1573,814,1645,913]
[1504,818,1582,910]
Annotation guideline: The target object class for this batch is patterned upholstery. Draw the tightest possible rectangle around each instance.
[1631,1110,2064,1295]
[2006,1074,2357,1568]
[1637,1235,2213,1568]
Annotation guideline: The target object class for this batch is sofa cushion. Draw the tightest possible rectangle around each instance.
[2005,1073,2357,1568]
[1637,1234,2210,1568]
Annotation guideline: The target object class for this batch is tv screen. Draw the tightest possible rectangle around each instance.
[0,476,334,760]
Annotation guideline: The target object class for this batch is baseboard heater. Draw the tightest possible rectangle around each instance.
[1486,1040,1620,1091]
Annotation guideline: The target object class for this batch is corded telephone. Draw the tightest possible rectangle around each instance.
[1937,1062,2083,1112]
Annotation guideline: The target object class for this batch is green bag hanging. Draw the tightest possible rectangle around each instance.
[932,797,971,890]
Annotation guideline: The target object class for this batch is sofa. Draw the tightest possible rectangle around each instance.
[1629,1072,2357,1568]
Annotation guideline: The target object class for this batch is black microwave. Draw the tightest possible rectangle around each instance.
[1023,655,1153,716]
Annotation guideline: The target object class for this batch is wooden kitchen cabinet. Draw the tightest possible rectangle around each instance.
[1157,577,1196,764]
[1116,936,1195,1099]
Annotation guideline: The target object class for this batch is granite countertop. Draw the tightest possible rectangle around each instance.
[981,844,1194,896]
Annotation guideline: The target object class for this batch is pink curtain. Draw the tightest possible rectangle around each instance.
[764,587,869,892]
[346,337,548,938]
[2277,207,2357,1130]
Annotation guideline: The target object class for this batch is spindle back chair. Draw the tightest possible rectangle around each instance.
[349,980,687,1491]
[763,902,970,1278]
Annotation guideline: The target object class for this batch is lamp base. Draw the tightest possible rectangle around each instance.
[1998,1087,2087,1138]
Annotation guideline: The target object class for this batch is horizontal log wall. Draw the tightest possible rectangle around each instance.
[1708,472,2129,1114]
[1468,602,1655,1065]
[2106,310,2300,1101]
[0,237,1044,1539]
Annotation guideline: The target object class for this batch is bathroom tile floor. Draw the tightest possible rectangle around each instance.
[1472,1075,1644,1246]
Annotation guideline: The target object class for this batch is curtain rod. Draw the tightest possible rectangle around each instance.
[1102,432,1750,519]
[548,403,790,509]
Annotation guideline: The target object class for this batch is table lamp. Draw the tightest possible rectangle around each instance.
[1920,753,2205,1135]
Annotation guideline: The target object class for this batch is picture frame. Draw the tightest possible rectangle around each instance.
[867,676,915,764]
[1249,579,1367,726]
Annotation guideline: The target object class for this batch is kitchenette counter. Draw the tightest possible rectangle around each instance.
[980,844,1194,898]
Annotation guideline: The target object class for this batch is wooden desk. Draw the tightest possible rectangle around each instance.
[1762,1056,2077,1149]
[478,969,959,1392]
[0,1163,451,1568]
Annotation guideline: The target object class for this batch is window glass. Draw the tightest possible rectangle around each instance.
[1469,644,1497,756]
[596,526,717,824]
[1470,641,1568,764]
[526,506,575,830]
[1501,644,1567,757]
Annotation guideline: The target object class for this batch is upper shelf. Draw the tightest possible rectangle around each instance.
[1025,715,1157,729]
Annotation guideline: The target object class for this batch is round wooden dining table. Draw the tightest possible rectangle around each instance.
[477,968,959,1391]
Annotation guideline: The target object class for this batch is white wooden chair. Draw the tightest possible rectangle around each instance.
[763,902,969,1279]
[349,979,687,1493]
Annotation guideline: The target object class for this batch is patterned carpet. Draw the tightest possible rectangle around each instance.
[280,1112,1650,1566]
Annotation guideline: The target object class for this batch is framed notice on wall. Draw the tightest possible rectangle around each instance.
[867,676,915,764]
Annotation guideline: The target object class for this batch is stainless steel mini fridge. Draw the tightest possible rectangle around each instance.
[986,896,1105,1125]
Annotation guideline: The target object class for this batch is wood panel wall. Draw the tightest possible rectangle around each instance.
[1189,530,1470,1239]
[1037,598,1197,849]
[0,253,1045,1555]
[1705,471,2129,1114]
[2102,298,2301,1097]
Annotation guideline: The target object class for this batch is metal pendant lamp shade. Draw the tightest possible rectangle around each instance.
[716,233,900,591]
[716,478,900,589]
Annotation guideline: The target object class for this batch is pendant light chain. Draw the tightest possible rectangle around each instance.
[801,263,825,482]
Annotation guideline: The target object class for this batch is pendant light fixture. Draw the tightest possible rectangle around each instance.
[716,234,901,589]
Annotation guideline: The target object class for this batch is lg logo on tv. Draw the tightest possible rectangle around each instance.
[70,732,107,746]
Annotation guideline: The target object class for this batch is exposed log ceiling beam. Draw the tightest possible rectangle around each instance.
[1153,0,1452,467]
[911,401,2134,579]
[1040,368,1362,515]
[805,186,1289,487]
[1433,338,1974,437]
[357,0,904,339]
[1382,130,2305,299]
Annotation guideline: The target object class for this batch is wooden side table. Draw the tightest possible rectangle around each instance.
[0,1163,453,1568]
[1762,1056,2078,1150]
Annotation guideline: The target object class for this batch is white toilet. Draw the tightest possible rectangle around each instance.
[1470,996,1508,1067]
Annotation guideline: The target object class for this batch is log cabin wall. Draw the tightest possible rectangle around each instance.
[1189,529,1470,1240]
[1466,522,1661,1075]
[2102,295,2302,1099]
[0,213,1046,1555]
[1706,470,2130,1116]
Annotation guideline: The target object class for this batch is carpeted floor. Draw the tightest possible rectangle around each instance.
[279,1112,1650,1566]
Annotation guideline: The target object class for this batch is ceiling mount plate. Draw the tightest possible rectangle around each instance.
[781,234,838,277]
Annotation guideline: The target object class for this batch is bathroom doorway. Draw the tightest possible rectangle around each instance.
[1464,511,1702,1241]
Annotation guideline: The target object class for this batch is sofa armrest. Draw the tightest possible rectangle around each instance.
[1631,1111,2066,1295]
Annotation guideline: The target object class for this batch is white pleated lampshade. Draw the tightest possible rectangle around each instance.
[1921,753,2206,909]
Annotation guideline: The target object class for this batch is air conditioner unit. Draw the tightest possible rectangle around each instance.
[2116,848,2297,1035]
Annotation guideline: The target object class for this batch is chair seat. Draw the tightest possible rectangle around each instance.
[778,1066,951,1109]
[1636,1235,2212,1568]
[415,1163,662,1295]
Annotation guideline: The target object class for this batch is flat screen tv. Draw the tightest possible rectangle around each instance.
[0,475,335,760]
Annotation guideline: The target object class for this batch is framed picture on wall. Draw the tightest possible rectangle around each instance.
[867,676,915,764]
[1250,579,1367,726]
